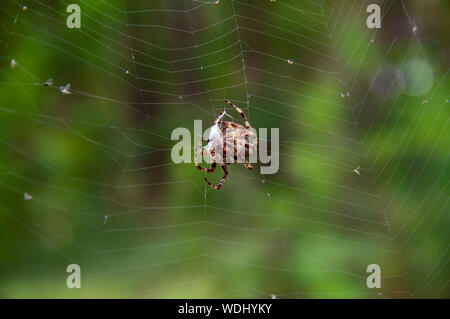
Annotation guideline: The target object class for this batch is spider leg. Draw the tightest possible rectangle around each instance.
[230,145,253,170]
[204,163,228,190]
[196,161,216,173]
[232,150,252,170]
[234,153,253,170]
[225,99,251,129]
[194,138,216,173]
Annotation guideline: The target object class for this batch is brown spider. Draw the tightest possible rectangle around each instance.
[195,100,257,190]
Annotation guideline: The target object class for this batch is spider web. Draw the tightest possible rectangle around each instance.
[0,0,448,298]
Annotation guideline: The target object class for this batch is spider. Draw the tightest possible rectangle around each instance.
[195,100,257,190]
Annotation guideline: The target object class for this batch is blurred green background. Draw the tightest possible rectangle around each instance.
[0,0,448,298]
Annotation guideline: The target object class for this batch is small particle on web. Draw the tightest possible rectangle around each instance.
[423,99,428,104]
[270,294,277,299]
[23,192,33,201]
[10,58,17,68]
[60,83,71,95]
[22,6,27,11]
[178,95,183,99]
[44,78,53,86]
[287,59,293,64]
[370,38,376,43]
[353,166,360,176]
[267,192,271,199]
[125,70,129,74]
[104,215,108,225]
[412,25,418,35]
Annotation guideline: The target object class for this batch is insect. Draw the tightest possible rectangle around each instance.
[195,100,257,190]
[60,83,71,95]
